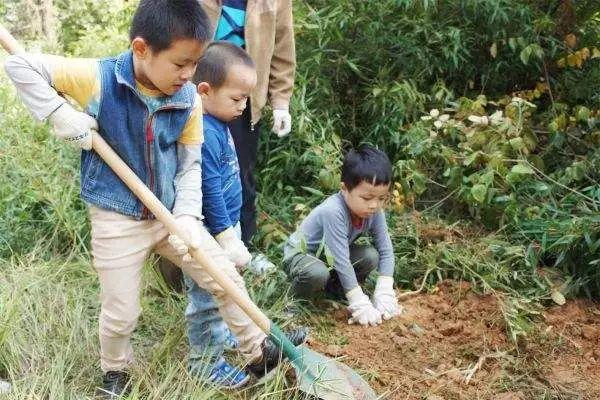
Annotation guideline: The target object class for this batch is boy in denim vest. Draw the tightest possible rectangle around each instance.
[5,0,299,396]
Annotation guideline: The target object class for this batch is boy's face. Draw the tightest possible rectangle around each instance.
[197,64,257,122]
[341,180,390,219]
[132,38,205,96]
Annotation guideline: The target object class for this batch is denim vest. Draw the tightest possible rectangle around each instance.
[80,50,196,219]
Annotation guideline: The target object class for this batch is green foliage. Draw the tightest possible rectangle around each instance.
[0,2,599,396]
[290,0,597,151]
[0,74,89,258]
[256,0,600,302]
[55,0,134,56]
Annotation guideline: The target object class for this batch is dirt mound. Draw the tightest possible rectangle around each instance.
[308,280,600,399]
[538,300,600,398]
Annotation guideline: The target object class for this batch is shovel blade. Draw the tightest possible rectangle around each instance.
[290,345,378,400]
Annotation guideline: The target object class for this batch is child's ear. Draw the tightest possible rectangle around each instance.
[131,37,150,59]
[197,82,211,96]
[340,182,348,192]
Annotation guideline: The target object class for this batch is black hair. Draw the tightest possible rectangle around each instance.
[129,0,211,53]
[193,41,255,87]
[341,144,393,190]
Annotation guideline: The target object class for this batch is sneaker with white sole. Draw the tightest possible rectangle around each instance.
[246,253,275,275]
[205,359,250,389]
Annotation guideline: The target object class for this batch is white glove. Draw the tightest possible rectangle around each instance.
[246,253,275,275]
[168,215,202,262]
[48,103,96,150]
[215,226,252,267]
[346,286,382,326]
[271,108,292,137]
[372,276,403,320]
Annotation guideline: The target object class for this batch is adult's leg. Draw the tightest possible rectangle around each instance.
[156,257,183,293]
[228,106,260,244]
[89,206,154,372]
[283,253,330,298]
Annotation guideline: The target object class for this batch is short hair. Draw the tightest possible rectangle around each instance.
[193,41,255,87]
[341,145,393,190]
[130,0,211,53]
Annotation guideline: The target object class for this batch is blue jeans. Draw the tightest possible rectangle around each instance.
[184,223,242,374]
[184,274,226,375]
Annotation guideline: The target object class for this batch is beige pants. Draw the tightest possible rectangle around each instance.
[89,206,266,372]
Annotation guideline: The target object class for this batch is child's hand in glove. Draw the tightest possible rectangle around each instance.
[346,286,383,326]
[48,103,96,150]
[168,215,202,262]
[215,226,252,267]
[372,276,403,320]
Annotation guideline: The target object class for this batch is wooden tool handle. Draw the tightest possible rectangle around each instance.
[0,24,25,54]
[92,135,271,332]
[0,22,271,334]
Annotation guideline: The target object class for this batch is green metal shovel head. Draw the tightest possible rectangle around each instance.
[270,326,378,400]
[291,344,378,400]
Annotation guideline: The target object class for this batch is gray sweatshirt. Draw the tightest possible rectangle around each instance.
[284,192,395,291]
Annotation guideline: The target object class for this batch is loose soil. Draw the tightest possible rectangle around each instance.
[308,280,600,400]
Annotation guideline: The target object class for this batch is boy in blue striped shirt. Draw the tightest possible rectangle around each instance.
[182,41,307,388]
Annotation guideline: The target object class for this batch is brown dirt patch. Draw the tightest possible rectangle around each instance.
[307,280,600,399]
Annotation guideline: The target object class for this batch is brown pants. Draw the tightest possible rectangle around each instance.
[89,206,265,372]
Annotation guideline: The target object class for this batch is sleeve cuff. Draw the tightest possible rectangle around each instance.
[270,98,290,110]
[375,275,394,291]
[345,286,364,302]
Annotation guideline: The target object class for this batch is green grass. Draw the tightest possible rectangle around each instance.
[0,252,310,399]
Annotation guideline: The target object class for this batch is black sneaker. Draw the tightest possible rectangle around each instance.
[247,327,309,378]
[96,371,131,399]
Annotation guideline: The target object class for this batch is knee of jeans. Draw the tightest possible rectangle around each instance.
[185,289,218,319]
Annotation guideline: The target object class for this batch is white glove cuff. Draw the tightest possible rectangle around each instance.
[215,226,236,244]
[375,276,394,292]
[346,286,366,303]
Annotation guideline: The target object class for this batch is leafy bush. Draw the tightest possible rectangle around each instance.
[257,0,600,299]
